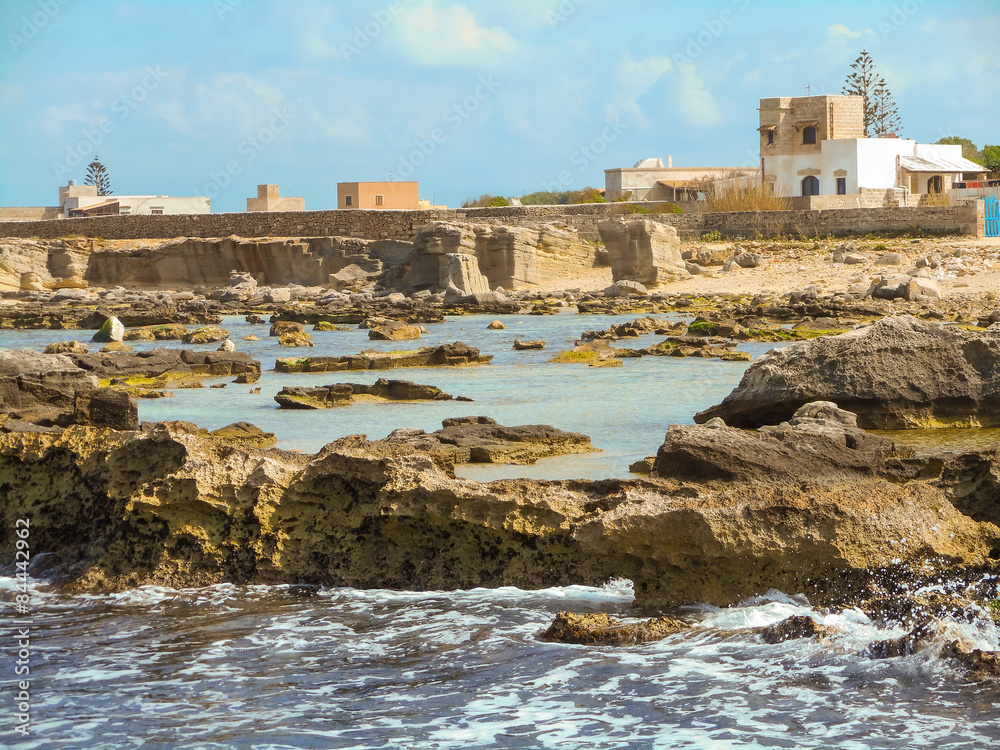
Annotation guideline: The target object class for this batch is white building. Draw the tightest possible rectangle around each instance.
[759,95,986,208]
[605,157,758,203]
[59,182,210,218]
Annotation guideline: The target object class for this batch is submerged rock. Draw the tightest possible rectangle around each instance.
[696,316,1000,429]
[540,612,689,646]
[274,379,465,409]
[274,342,492,373]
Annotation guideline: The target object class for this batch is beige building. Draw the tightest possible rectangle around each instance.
[760,95,986,207]
[59,182,210,217]
[247,184,305,212]
[605,157,758,202]
[337,181,419,210]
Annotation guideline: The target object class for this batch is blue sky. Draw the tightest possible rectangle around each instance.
[1,0,997,211]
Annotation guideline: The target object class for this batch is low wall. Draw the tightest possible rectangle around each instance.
[0,202,982,242]
[0,206,61,221]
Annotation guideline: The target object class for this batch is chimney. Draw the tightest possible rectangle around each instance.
[667,154,673,168]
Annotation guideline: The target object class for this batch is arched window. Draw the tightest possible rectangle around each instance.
[802,176,820,196]
[927,175,943,194]
[803,126,816,145]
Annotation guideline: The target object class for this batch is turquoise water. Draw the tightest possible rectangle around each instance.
[1,311,773,480]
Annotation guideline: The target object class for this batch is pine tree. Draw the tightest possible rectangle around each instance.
[870,78,902,136]
[842,50,879,137]
[84,156,113,196]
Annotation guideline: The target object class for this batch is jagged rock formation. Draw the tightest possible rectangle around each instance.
[473,223,597,289]
[654,402,905,484]
[597,219,684,286]
[0,424,997,608]
[407,221,597,294]
[697,316,1000,429]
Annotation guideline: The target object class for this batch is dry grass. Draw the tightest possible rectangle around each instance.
[708,180,791,213]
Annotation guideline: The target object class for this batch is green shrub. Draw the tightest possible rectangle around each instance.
[699,230,724,242]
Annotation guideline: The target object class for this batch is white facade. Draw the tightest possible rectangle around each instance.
[764,140,983,201]
[59,183,210,217]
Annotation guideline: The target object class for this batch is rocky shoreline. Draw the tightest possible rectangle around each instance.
[3,227,1000,676]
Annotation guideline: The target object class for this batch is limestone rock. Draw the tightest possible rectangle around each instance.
[20,271,45,291]
[654,403,897,484]
[384,416,597,465]
[1,426,997,609]
[275,379,463,409]
[597,219,683,286]
[735,252,764,269]
[181,326,230,344]
[696,316,1000,429]
[44,341,89,355]
[218,339,236,352]
[124,324,188,341]
[0,350,99,412]
[368,321,422,341]
[91,316,125,343]
[473,223,595,289]
[513,339,545,350]
[274,342,492,373]
[207,422,276,448]
[488,320,507,330]
[604,280,648,297]
[540,612,689,646]
[73,389,138,430]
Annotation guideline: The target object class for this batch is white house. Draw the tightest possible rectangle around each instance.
[605,157,758,203]
[759,95,986,208]
[59,182,210,218]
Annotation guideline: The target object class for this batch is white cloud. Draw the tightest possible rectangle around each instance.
[393,1,518,67]
[675,62,722,128]
[154,100,192,134]
[827,23,865,38]
[608,53,673,126]
[37,104,88,137]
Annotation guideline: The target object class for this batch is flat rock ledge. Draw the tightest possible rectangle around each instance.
[274,342,492,373]
[274,379,468,409]
[696,316,1000,429]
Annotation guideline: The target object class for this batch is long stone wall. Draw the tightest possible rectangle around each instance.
[0,202,982,242]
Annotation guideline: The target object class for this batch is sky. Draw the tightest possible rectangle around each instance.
[1,0,997,212]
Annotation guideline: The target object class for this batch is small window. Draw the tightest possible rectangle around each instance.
[375,194,384,206]
[767,130,774,146]
[345,195,353,207]
[801,176,820,196]
[803,126,816,145]
[119,206,131,216]
[928,175,943,194]
[150,207,164,215]
[836,177,847,195]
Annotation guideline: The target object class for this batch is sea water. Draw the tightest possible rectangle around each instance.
[2,312,999,748]
[0,310,771,480]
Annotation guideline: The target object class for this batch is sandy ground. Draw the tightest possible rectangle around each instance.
[529,236,1000,303]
